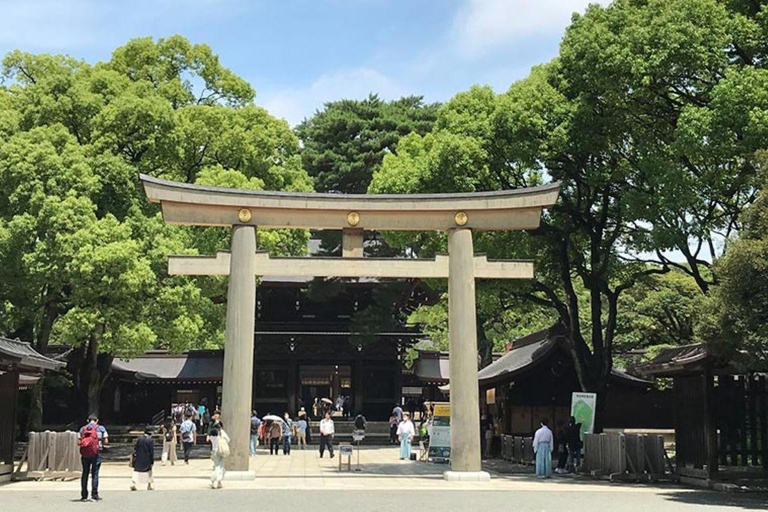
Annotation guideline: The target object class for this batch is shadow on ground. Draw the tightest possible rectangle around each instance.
[661,491,768,510]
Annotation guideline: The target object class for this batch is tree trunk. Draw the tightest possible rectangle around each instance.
[72,326,111,420]
[28,302,58,432]
[477,314,493,368]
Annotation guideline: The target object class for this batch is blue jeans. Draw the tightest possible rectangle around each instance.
[250,434,258,455]
[81,454,102,499]
[282,436,291,454]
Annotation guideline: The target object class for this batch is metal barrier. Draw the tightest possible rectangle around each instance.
[500,435,535,464]
[583,433,666,479]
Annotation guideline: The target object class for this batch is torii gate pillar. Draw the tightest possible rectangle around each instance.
[444,228,488,481]
[220,225,257,475]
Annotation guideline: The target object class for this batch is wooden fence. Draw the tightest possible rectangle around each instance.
[716,374,768,469]
[21,431,80,480]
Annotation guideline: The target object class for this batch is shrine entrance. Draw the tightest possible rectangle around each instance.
[141,174,559,481]
[299,364,352,412]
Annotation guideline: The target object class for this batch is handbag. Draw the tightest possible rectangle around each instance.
[217,430,231,458]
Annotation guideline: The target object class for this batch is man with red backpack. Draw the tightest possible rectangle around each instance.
[78,414,109,502]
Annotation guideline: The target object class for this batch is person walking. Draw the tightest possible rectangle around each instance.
[281,412,293,455]
[566,416,583,473]
[160,417,178,466]
[533,419,554,478]
[78,414,108,502]
[207,419,230,489]
[397,412,415,460]
[299,408,311,445]
[268,419,282,455]
[388,412,399,445]
[179,414,197,464]
[296,414,308,450]
[318,411,335,458]
[250,411,261,456]
[130,426,155,491]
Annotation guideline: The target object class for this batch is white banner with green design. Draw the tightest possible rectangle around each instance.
[570,392,597,438]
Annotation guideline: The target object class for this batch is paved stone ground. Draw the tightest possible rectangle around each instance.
[2,447,766,511]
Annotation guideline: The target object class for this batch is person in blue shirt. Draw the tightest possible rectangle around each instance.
[178,415,197,464]
[78,415,108,502]
[281,412,293,455]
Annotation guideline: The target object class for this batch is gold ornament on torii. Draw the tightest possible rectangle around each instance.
[238,208,252,223]
[347,211,360,226]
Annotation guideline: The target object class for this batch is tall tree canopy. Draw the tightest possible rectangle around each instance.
[699,153,768,368]
[370,0,768,414]
[0,35,312,421]
[296,94,439,194]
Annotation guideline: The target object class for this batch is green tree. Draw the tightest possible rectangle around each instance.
[0,36,312,422]
[296,94,439,194]
[371,0,768,420]
[699,155,768,368]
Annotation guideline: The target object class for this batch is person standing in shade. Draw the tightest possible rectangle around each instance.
[566,416,583,473]
[392,403,403,422]
[207,419,229,489]
[78,415,108,502]
[354,411,367,431]
[130,426,155,491]
[397,412,415,460]
[250,411,261,456]
[179,414,197,464]
[388,412,399,445]
[268,419,282,455]
[533,418,554,478]
[160,417,178,466]
[296,414,308,450]
[197,402,207,433]
[555,420,568,474]
[281,412,293,455]
[318,411,335,458]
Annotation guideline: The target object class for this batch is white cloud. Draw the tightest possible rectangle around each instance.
[260,68,405,127]
[453,0,609,58]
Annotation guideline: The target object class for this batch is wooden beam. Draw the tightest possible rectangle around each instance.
[168,252,534,279]
[342,228,364,258]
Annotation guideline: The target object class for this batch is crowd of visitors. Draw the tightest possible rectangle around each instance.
[76,400,583,498]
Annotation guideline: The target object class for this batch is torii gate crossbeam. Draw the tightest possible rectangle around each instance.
[141,174,559,481]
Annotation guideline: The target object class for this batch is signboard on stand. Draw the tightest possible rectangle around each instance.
[428,402,451,462]
[570,392,597,439]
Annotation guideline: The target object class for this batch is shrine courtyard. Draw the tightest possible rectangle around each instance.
[2,447,766,511]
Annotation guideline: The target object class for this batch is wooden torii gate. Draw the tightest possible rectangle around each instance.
[141,174,559,481]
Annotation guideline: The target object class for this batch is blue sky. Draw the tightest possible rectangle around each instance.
[0,0,604,125]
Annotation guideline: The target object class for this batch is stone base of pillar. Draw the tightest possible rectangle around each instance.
[443,470,491,482]
[223,470,256,481]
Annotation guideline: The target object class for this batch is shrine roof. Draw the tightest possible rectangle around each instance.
[0,336,66,372]
[473,326,652,388]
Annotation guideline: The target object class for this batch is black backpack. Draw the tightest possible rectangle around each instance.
[354,415,366,429]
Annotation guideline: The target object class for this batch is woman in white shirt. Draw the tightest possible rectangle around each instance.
[396,412,416,460]
[533,418,554,478]
[207,416,230,489]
